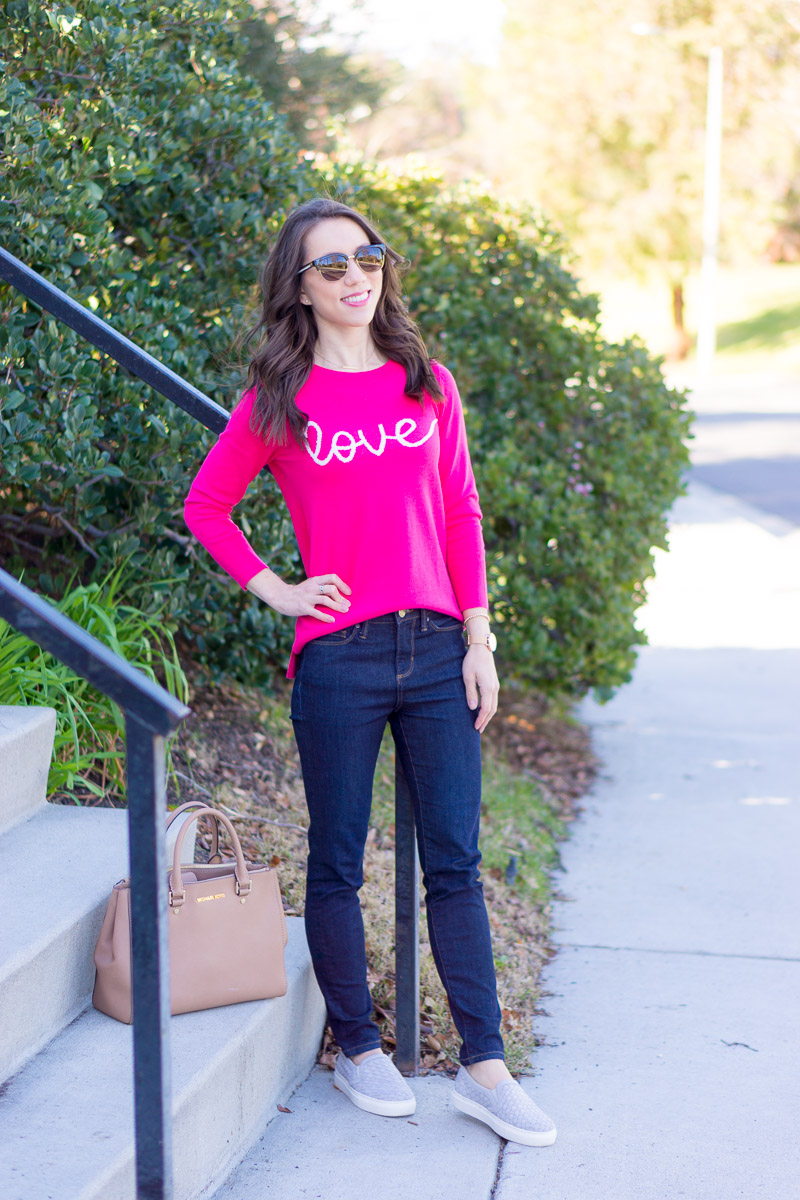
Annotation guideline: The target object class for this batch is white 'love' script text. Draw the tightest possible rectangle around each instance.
[304,417,438,466]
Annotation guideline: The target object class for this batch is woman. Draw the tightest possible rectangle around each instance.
[183,196,556,1147]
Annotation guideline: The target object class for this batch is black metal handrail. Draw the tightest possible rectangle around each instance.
[0,566,189,1200]
[0,247,230,435]
[0,249,421,1195]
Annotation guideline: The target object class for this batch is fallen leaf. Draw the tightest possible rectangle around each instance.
[277,1104,292,1113]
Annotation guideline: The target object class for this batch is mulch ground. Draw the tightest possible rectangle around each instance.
[161,671,598,1074]
[52,666,597,1073]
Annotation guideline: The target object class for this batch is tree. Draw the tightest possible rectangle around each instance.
[237,0,389,151]
[464,0,800,355]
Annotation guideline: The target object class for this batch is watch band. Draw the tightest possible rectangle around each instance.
[465,630,497,652]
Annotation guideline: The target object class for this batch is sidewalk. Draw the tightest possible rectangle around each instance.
[211,425,800,1200]
[498,482,800,1200]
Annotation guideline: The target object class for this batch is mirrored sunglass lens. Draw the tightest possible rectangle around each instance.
[356,246,385,269]
[317,254,348,279]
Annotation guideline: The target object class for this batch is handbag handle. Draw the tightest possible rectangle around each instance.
[166,801,222,864]
[169,806,251,910]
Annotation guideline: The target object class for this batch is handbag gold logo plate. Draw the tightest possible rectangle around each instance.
[196,893,226,903]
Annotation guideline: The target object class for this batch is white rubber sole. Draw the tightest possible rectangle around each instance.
[333,1069,416,1117]
[452,1089,557,1146]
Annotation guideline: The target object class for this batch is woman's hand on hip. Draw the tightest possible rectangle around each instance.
[463,645,499,732]
[246,567,352,622]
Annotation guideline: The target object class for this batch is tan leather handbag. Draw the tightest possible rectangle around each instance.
[165,799,224,862]
[93,804,288,1024]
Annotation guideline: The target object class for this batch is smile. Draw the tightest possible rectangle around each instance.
[341,290,371,306]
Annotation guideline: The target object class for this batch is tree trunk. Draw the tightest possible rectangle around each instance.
[668,281,692,361]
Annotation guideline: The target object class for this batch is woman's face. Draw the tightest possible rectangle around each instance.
[298,216,383,333]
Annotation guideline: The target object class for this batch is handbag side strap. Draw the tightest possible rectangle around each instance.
[170,806,251,910]
[165,801,221,863]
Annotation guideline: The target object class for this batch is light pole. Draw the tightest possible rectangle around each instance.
[696,46,723,377]
[631,25,723,377]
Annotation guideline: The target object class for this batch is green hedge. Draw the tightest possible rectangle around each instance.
[343,164,692,693]
[0,1,691,698]
[0,0,310,682]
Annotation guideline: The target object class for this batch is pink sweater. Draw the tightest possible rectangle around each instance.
[183,358,488,676]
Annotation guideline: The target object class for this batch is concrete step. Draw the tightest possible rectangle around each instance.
[0,706,56,834]
[0,802,202,1083]
[0,804,129,1081]
[0,918,326,1200]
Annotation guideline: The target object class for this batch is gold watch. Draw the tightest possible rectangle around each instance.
[465,630,497,652]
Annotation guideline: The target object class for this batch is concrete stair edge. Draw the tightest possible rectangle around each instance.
[0,918,327,1200]
[182,937,327,1200]
[0,699,321,1198]
[0,706,56,835]
[0,803,199,1085]
[0,806,129,1081]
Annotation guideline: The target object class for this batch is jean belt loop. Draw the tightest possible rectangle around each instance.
[358,619,369,640]
[421,608,429,632]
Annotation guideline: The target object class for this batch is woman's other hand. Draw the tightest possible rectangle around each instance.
[246,567,351,623]
[462,635,499,732]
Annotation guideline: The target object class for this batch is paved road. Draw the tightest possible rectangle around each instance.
[673,369,800,526]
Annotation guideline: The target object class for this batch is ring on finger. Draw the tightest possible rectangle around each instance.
[319,583,326,594]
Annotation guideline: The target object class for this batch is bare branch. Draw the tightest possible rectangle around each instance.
[217,801,308,835]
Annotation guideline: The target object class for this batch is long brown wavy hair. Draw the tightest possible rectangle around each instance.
[237,196,444,446]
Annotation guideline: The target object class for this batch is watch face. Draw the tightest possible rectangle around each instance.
[487,632,498,652]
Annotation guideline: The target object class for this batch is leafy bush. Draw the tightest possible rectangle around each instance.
[1,2,690,699]
[0,0,310,679]
[311,161,693,694]
[0,562,189,800]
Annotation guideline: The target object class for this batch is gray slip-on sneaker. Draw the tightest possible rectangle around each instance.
[333,1051,416,1117]
[452,1066,557,1146]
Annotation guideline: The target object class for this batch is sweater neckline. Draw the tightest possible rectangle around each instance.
[311,359,395,376]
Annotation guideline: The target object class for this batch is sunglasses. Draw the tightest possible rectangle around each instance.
[297,243,387,281]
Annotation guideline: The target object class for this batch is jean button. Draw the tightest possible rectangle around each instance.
[398,609,408,618]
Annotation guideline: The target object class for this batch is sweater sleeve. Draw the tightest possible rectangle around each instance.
[431,361,489,612]
[183,387,273,590]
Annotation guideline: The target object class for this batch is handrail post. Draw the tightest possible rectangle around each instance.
[126,715,174,1200]
[393,756,420,1075]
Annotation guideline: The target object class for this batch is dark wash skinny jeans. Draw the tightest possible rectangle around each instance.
[290,608,505,1066]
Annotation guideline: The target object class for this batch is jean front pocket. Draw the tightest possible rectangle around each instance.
[309,622,360,646]
[426,611,464,633]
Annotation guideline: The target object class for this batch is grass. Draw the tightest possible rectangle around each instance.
[579,261,800,373]
[715,297,800,357]
[166,671,595,1076]
[0,562,189,801]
